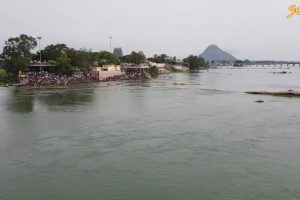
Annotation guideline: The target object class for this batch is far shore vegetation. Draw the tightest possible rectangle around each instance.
[0,34,208,85]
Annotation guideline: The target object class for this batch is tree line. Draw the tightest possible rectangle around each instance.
[0,34,208,79]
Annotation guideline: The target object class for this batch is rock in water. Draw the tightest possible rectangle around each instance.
[254,100,264,103]
[246,91,300,97]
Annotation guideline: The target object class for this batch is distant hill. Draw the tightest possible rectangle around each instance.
[199,44,237,61]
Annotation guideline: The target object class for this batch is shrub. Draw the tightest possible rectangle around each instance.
[149,66,159,77]
[0,68,7,78]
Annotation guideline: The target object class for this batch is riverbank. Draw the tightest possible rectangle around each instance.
[14,68,171,89]
[0,79,14,87]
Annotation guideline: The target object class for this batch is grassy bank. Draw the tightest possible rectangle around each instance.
[0,79,8,86]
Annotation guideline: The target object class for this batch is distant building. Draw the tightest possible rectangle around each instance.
[113,48,123,57]
[91,65,123,81]
[102,65,121,71]
[148,62,166,68]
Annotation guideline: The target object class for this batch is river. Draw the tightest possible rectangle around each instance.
[1,67,300,200]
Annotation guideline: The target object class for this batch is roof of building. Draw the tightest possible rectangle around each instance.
[122,64,149,69]
[29,62,53,67]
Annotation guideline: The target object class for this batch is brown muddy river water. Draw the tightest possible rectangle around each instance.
[1,67,300,200]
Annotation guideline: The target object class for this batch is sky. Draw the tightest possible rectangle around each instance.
[0,0,300,60]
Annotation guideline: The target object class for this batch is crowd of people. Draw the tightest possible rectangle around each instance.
[27,72,97,86]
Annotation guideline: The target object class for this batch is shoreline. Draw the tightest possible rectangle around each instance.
[12,70,187,89]
[13,78,154,90]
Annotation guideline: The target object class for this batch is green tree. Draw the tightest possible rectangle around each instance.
[55,53,73,74]
[183,55,207,70]
[32,43,74,74]
[0,58,4,68]
[36,44,69,61]
[97,51,120,65]
[36,44,95,73]
[123,51,146,64]
[1,34,37,74]
[67,48,94,70]
[148,54,176,64]
[14,56,31,72]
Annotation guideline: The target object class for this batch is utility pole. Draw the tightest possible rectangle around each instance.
[109,36,112,53]
[37,36,42,62]
[37,36,42,72]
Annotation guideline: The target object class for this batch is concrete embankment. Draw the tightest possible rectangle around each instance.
[98,71,125,81]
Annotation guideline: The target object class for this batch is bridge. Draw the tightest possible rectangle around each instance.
[243,61,300,67]
[209,60,300,67]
